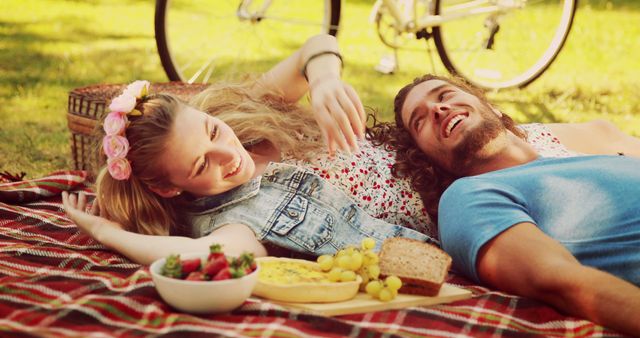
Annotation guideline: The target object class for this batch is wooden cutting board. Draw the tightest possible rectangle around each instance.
[252,283,472,316]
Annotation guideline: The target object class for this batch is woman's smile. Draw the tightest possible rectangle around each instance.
[224,156,243,179]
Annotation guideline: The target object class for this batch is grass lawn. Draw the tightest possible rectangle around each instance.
[0,0,638,178]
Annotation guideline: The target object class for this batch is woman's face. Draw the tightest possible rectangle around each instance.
[160,105,256,196]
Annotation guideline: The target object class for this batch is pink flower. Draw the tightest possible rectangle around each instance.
[102,135,130,159]
[107,157,132,180]
[103,112,128,136]
[109,93,136,113]
[124,80,150,98]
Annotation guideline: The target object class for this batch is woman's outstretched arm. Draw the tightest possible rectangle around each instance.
[547,120,640,157]
[62,192,267,265]
[257,34,366,155]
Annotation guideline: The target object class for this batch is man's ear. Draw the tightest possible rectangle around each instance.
[148,185,182,198]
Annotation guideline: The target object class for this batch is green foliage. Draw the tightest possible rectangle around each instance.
[0,0,638,178]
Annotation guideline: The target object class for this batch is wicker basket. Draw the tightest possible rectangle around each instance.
[67,82,210,174]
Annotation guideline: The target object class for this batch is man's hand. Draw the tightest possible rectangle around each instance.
[309,77,366,156]
[61,191,122,240]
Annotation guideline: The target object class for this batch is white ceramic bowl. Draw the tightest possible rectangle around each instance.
[149,252,259,314]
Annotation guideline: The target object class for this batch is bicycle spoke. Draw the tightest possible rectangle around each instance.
[434,0,576,89]
[258,15,325,27]
[202,62,216,84]
[188,57,217,84]
[525,0,551,5]
[157,0,336,83]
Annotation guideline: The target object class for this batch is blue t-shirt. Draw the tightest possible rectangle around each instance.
[439,155,640,285]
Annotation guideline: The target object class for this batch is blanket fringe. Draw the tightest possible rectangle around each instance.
[0,171,27,183]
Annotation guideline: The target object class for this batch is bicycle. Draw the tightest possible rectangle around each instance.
[155,0,577,90]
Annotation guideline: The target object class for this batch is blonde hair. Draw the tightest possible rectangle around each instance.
[96,81,323,235]
[189,79,322,158]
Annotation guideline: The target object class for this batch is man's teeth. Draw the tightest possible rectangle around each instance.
[445,115,466,137]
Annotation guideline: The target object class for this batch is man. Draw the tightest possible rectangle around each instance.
[382,74,640,336]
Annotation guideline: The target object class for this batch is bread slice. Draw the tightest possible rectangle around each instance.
[378,238,452,296]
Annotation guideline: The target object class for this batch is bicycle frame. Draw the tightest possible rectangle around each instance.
[379,0,526,33]
[239,0,523,32]
[236,0,335,31]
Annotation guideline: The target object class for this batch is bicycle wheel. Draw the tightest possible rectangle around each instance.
[155,0,341,83]
[433,0,577,90]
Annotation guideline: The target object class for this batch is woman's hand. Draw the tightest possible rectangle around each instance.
[61,191,122,241]
[309,77,366,156]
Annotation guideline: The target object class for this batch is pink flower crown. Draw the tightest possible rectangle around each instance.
[102,80,151,180]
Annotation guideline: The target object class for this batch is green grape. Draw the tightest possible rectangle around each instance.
[317,255,334,271]
[365,280,383,297]
[385,275,403,291]
[361,238,376,250]
[328,267,343,282]
[390,288,398,297]
[358,270,370,285]
[363,250,379,266]
[335,249,347,258]
[340,270,357,282]
[349,251,363,270]
[337,255,352,270]
[378,287,393,302]
[368,264,381,280]
[317,254,332,263]
[344,246,357,255]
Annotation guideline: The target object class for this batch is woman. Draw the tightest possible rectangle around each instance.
[63,34,638,265]
[63,34,436,265]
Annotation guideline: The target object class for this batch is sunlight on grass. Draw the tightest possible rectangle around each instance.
[160,0,330,81]
[0,0,638,178]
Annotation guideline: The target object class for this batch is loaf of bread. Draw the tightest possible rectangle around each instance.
[379,238,452,296]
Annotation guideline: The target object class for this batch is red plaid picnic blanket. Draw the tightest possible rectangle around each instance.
[0,171,627,337]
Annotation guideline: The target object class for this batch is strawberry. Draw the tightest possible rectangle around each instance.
[231,267,246,279]
[180,258,202,276]
[203,256,228,277]
[185,271,207,281]
[242,261,257,275]
[208,243,224,261]
[237,252,255,268]
[212,267,231,281]
[161,254,182,279]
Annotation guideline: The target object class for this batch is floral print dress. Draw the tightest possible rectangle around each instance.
[282,123,577,239]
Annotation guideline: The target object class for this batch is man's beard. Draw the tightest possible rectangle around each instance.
[449,106,506,175]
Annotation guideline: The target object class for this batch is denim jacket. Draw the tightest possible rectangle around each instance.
[188,163,434,255]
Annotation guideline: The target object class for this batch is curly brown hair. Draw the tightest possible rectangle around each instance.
[368,74,526,219]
